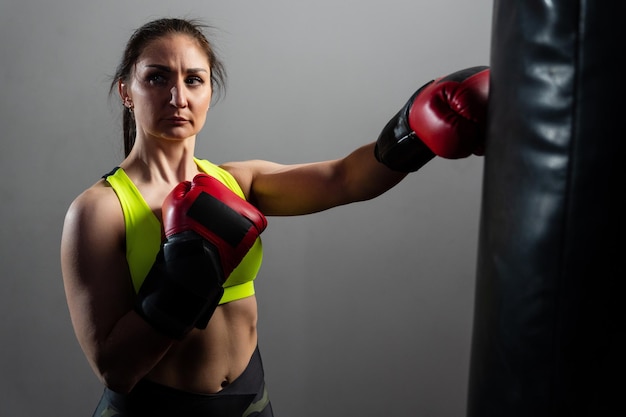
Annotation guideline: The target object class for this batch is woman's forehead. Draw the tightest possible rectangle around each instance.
[137,34,210,67]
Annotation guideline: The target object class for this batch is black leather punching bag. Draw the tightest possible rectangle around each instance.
[467,1,625,416]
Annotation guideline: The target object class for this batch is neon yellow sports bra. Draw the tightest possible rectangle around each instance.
[103,158,263,304]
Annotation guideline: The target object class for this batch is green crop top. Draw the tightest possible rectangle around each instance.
[103,158,263,304]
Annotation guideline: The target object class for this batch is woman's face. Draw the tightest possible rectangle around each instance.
[122,34,213,144]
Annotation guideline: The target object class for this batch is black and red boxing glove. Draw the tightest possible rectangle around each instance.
[135,174,267,339]
[162,174,267,279]
[375,66,490,172]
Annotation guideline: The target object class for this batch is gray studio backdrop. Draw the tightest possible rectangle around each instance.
[0,1,491,415]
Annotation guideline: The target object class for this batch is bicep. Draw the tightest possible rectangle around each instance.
[224,159,350,216]
[224,143,405,216]
[61,191,135,356]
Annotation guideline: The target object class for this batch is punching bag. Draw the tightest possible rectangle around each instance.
[467,1,625,416]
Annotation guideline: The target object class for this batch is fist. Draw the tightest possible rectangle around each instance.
[375,66,490,172]
[162,173,267,280]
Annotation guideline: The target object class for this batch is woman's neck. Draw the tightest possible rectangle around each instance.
[120,136,200,186]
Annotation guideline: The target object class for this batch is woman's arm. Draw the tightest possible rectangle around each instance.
[224,66,490,216]
[223,142,407,216]
[61,183,173,393]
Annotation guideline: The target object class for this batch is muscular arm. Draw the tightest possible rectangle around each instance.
[61,183,173,393]
[223,142,407,216]
[221,67,490,215]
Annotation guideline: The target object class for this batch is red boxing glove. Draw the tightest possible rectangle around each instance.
[135,174,267,339]
[375,66,490,172]
[162,173,267,280]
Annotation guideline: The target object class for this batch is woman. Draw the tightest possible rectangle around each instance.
[61,17,487,417]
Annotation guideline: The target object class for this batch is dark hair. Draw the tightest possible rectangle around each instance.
[109,18,227,157]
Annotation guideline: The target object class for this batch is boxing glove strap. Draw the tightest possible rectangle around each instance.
[186,190,254,248]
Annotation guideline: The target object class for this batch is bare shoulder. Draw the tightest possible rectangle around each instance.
[64,180,123,234]
[219,159,285,199]
[61,180,125,277]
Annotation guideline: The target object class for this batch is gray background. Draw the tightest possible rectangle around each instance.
[0,0,492,415]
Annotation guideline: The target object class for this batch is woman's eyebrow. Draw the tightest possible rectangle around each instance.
[145,64,208,73]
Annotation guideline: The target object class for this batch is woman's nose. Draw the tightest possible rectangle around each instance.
[170,84,187,108]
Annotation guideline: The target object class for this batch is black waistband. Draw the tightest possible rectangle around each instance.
[97,347,268,417]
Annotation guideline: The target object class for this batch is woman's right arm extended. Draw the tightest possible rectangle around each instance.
[60,182,173,394]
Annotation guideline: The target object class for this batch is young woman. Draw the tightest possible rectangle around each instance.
[60,17,488,416]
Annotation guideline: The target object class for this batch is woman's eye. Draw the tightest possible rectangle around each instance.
[147,74,167,85]
[186,76,204,86]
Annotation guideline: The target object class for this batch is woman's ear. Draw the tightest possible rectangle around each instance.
[118,80,133,109]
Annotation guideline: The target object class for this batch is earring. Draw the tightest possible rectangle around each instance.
[123,98,135,120]
[123,99,135,120]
